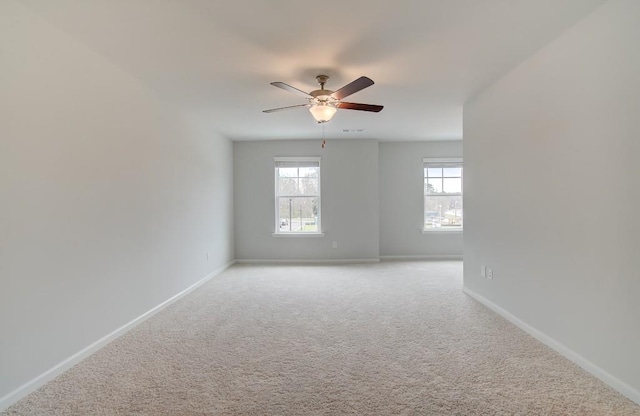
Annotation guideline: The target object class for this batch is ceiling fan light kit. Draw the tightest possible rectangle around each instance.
[264,74,383,124]
[309,102,337,123]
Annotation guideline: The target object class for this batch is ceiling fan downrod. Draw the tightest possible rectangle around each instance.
[316,74,329,90]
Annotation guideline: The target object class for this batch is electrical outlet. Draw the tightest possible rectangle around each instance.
[487,268,493,280]
[481,266,486,278]
[332,241,338,249]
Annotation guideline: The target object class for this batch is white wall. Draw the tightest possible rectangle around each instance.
[379,141,463,258]
[234,139,379,261]
[0,0,234,404]
[234,139,464,261]
[464,0,640,401]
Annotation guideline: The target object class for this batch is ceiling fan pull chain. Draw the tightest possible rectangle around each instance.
[321,124,326,149]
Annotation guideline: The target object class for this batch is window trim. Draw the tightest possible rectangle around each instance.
[273,157,323,236]
[422,157,463,233]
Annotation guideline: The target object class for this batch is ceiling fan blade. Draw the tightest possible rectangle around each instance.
[263,104,310,113]
[337,102,384,112]
[331,76,374,100]
[270,82,313,98]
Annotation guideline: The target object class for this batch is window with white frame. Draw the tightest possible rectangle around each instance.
[423,158,463,230]
[275,157,321,234]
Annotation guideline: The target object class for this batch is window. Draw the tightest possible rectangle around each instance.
[274,157,321,234]
[423,158,463,231]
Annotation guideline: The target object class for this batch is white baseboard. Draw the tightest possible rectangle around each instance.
[379,255,463,261]
[462,286,640,406]
[235,258,380,265]
[0,260,236,412]
[236,256,463,264]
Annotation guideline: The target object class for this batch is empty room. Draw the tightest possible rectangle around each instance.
[1,0,639,414]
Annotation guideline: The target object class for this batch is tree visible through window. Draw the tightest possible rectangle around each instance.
[275,158,321,233]
[423,158,463,230]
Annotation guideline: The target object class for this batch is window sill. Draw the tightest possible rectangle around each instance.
[272,232,325,238]
[421,228,463,234]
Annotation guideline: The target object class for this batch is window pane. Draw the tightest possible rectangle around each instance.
[299,167,319,178]
[427,178,442,193]
[443,167,462,177]
[424,195,462,229]
[279,197,318,232]
[300,177,318,195]
[278,197,292,232]
[443,177,462,193]
[278,167,298,178]
[427,168,442,178]
[278,177,299,195]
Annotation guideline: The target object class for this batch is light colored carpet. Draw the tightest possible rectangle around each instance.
[4,261,639,415]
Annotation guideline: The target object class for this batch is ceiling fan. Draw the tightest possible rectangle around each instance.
[263,75,383,123]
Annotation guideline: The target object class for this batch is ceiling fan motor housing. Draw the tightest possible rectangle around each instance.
[310,89,334,97]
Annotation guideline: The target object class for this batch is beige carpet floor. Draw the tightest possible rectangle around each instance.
[3,261,639,415]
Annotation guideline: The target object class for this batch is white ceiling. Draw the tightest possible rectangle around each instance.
[20,0,605,141]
